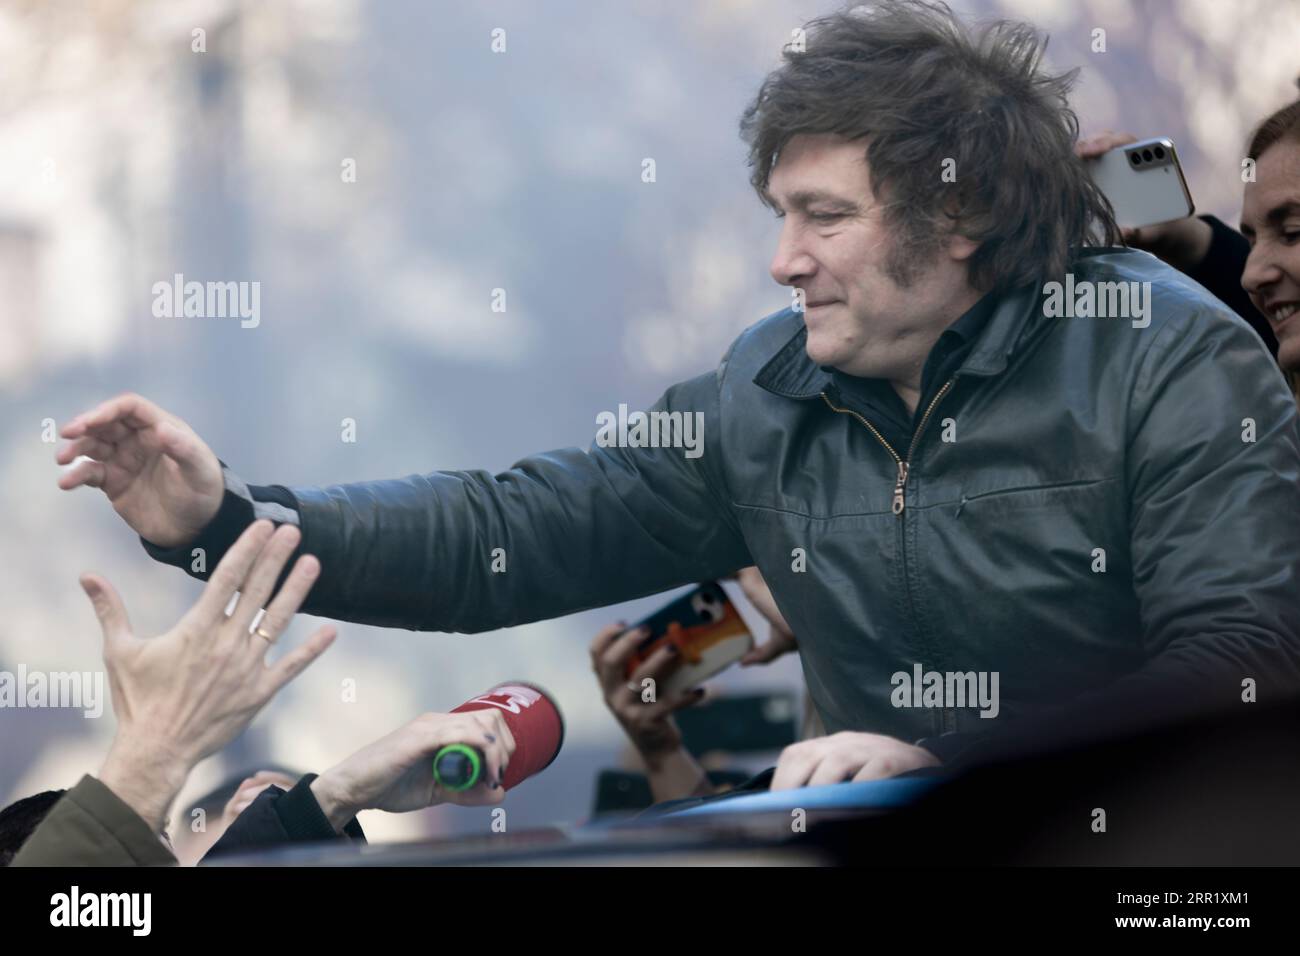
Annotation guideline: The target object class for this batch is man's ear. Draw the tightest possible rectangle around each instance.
[945,231,979,262]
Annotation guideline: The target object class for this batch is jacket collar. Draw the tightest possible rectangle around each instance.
[752,279,1043,400]
[751,323,833,399]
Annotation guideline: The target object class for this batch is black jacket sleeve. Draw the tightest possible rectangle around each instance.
[201,774,365,862]
[142,373,751,633]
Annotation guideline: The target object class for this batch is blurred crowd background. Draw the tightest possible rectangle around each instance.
[2,0,1298,842]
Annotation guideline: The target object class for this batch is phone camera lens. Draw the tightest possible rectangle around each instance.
[1154,146,1166,160]
[1142,149,1154,162]
[1129,152,1142,166]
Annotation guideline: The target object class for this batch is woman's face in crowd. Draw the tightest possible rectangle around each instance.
[1241,137,1300,372]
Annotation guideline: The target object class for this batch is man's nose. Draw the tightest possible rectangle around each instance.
[770,222,816,287]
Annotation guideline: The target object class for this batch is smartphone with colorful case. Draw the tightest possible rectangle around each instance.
[623,581,755,697]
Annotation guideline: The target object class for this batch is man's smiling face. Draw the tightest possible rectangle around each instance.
[766,133,979,386]
[1241,138,1300,373]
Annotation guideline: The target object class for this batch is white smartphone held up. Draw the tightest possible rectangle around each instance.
[1085,137,1195,230]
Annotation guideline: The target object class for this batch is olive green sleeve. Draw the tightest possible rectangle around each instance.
[11,775,176,867]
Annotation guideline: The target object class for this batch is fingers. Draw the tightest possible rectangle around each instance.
[1075,138,1107,159]
[591,622,650,693]
[260,624,336,697]
[228,524,304,632]
[65,419,133,444]
[185,520,276,626]
[1075,130,1137,158]
[493,709,516,758]
[59,398,209,488]
[58,458,107,491]
[589,621,629,661]
[252,552,321,640]
[851,759,896,783]
[807,754,857,788]
[469,710,515,790]
[237,770,296,793]
[596,626,649,685]
[59,394,180,477]
[856,742,939,780]
[771,744,816,791]
[412,711,515,803]
[741,625,796,666]
[225,770,297,819]
[620,656,700,726]
[224,781,276,820]
[627,643,680,687]
[56,429,148,494]
[55,434,117,466]
[773,737,857,791]
[229,775,266,801]
[659,685,707,715]
[773,735,926,790]
[79,573,133,648]
[63,392,167,440]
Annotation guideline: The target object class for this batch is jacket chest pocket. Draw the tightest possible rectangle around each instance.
[914,476,1140,696]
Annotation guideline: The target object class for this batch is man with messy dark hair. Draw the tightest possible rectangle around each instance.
[58,1,1300,786]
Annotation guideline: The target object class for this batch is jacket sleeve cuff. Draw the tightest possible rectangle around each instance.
[275,774,367,844]
[139,463,300,579]
[12,775,176,867]
[70,775,177,864]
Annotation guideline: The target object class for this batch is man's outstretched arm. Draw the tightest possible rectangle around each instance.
[59,377,752,633]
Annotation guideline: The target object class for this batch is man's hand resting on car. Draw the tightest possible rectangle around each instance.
[771,731,940,790]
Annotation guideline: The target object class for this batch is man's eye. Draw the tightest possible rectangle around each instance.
[809,212,843,224]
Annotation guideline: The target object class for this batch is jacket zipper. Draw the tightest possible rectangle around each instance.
[819,378,955,515]
[820,379,958,738]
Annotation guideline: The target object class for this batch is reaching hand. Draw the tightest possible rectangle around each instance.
[58,393,225,549]
[771,731,940,790]
[87,520,336,831]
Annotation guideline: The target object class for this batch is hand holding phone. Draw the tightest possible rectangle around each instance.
[623,582,755,698]
[1083,135,1194,230]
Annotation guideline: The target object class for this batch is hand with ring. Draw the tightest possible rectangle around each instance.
[81,519,336,833]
